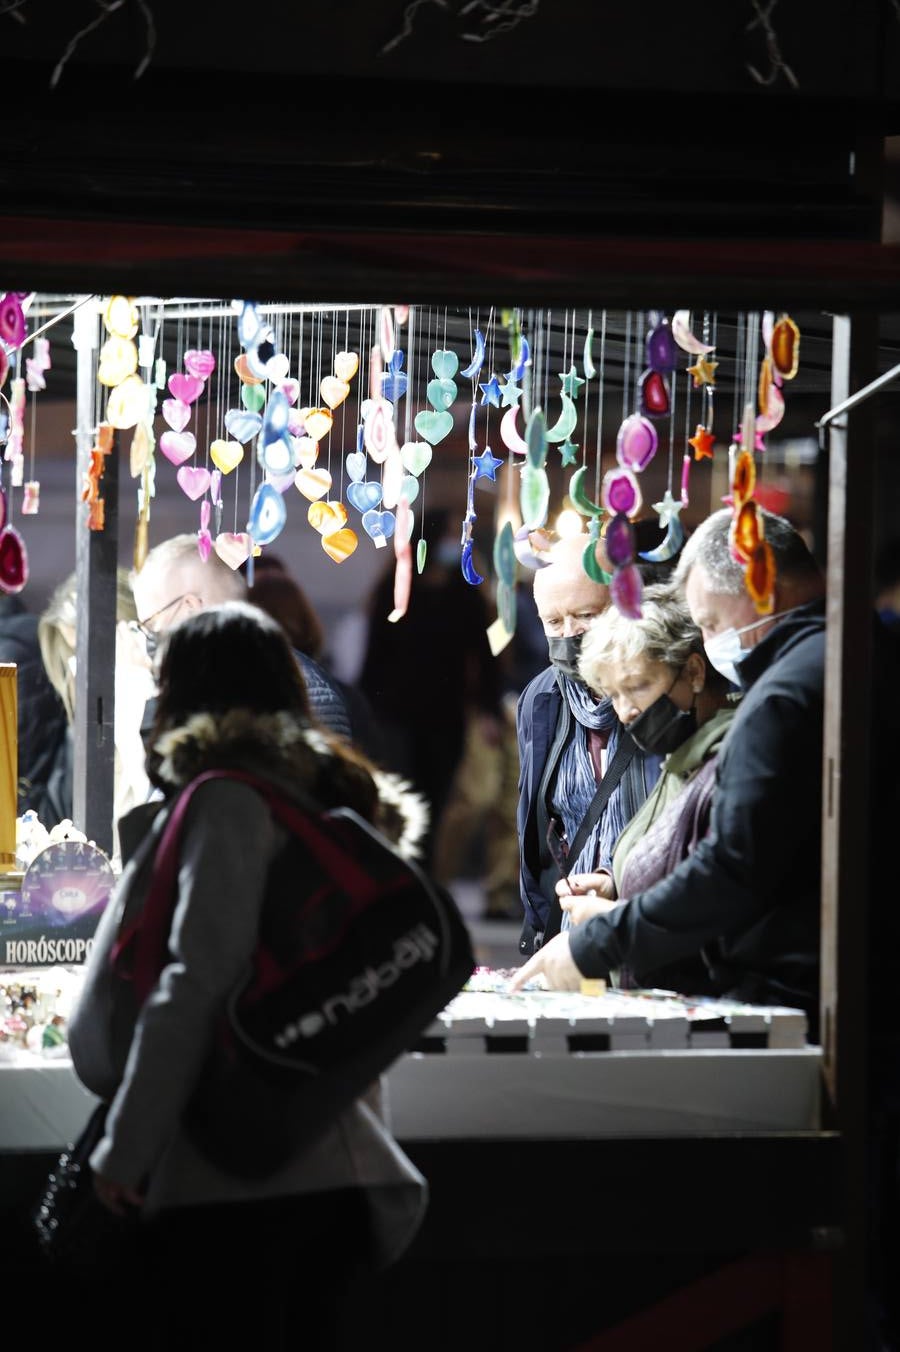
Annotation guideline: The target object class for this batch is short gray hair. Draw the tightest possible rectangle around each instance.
[673,506,821,596]
[578,582,706,691]
[131,533,246,605]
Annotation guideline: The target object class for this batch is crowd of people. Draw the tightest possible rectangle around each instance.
[8,507,887,1029]
[6,500,899,1346]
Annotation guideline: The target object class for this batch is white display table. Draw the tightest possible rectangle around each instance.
[0,980,823,1149]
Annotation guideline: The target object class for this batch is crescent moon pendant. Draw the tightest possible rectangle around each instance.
[546,393,577,444]
[638,515,685,563]
[568,466,604,517]
[583,537,612,584]
[500,405,529,455]
[461,539,484,585]
[460,329,486,380]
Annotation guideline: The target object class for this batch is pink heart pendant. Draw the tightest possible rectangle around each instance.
[168,372,204,405]
[162,397,192,433]
[214,532,254,568]
[159,431,197,466]
[176,466,211,501]
[183,349,216,380]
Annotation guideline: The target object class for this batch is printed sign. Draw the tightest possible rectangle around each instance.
[1,839,114,967]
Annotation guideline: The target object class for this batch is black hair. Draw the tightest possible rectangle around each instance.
[150,600,312,733]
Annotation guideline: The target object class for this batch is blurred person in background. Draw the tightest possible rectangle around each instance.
[358,509,503,873]
[244,551,384,762]
[37,567,147,839]
[0,591,68,823]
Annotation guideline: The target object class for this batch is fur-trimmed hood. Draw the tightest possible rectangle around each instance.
[151,707,429,861]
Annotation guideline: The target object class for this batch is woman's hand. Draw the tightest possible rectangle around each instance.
[560,891,617,927]
[555,871,615,901]
[93,1172,144,1217]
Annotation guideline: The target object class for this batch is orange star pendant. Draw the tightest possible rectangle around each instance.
[688,424,715,460]
[687,355,718,388]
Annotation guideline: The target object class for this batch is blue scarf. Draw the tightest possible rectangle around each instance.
[551,675,635,929]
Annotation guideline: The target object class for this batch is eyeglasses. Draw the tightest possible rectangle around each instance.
[128,593,194,651]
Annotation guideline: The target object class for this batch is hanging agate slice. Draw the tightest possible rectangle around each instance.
[746,540,776,613]
[638,369,670,419]
[770,315,800,380]
[493,520,517,588]
[615,414,658,473]
[730,500,762,564]
[610,564,643,619]
[601,467,643,519]
[520,462,550,529]
[0,294,26,348]
[645,316,677,372]
[0,524,28,593]
[247,483,287,545]
[604,512,636,569]
[731,450,757,509]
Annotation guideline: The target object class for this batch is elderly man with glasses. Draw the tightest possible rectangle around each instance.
[124,534,353,746]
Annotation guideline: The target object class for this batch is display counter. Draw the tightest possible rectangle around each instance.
[0,967,835,1350]
[0,968,823,1149]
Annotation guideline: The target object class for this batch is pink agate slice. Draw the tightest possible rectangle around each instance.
[610,563,643,619]
[616,414,658,472]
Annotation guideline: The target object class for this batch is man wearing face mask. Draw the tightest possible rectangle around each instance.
[557,582,736,991]
[512,508,827,1036]
[515,533,664,957]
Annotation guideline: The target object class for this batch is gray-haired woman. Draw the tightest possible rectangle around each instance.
[556,583,737,989]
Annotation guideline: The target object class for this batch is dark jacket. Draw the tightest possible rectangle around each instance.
[569,600,826,1033]
[516,665,662,957]
[294,651,352,743]
[141,647,353,752]
[0,595,69,821]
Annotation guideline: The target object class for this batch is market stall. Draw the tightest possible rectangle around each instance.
[0,290,861,1347]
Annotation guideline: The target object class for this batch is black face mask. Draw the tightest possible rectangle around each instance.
[628,692,697,756]
[547,634,584,682]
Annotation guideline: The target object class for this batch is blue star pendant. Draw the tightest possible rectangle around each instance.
[473,446,504,481]
[479,374,503,407]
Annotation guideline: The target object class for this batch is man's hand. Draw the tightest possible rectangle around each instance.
[508,931,582,992]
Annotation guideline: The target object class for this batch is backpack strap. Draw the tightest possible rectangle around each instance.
[111,769,387,1005]
[563,730,636,875]
[541,731,636,945]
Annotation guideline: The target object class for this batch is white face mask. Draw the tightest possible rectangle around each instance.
[703,608,794,686]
